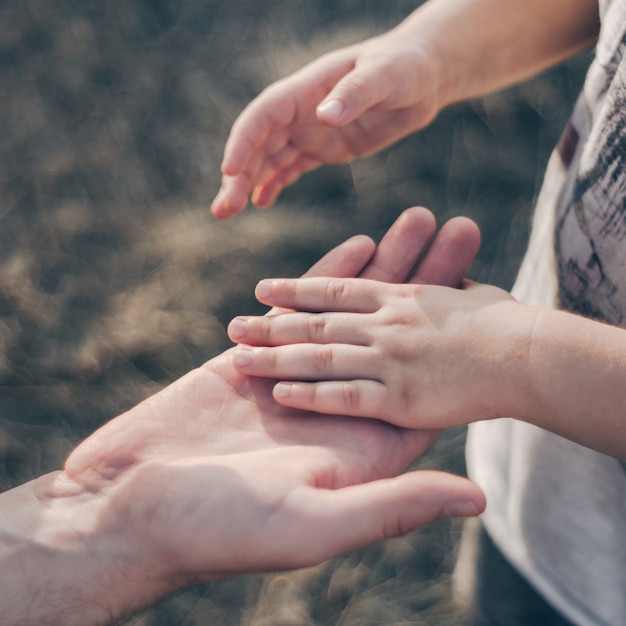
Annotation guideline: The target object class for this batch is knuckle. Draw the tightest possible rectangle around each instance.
[341,382,361,413]
[399,383,412,413]
[307,314,327,342]
[258,346,276,369]
[325,278,346,305]
[384,511,414,540]
[258,317,272,342]
[397,381,418,421]
[387,341,413,366]
[312,345,334,373]
[284,280,298,301]
[267,348,279,369]
[380,479,409,538]
[341,71,370,96]
[308,383,318,406]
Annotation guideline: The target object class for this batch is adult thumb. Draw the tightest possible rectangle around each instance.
[301,471,486,564]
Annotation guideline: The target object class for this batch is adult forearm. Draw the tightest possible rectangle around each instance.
[396,0,600,107]
[0,471,164,626]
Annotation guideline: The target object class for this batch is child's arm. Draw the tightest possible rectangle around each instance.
[212,0,599,219]
[228,275,626,461]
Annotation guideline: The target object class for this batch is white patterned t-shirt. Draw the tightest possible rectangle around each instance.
[466,2,626,624]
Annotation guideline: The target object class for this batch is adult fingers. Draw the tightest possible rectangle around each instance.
[357,208,480,288]
[359,206,436,283]
[301,235,375,280]
[291,471,485,566]
[410,216,481,287]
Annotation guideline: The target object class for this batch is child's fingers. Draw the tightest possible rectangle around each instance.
[211,175,250,219]
[244,146,293,200]
[221,53,353,176]
[256,144,300,184]
[212,150,267,218]
[220,122,261,178]
[316,62,388,127]
[264,233,375,314]
[263,234,377,316]
[272,379,390,421]
[220,107,269,178]
[221,85,297,177]
[228,312,370,347]
[251,154,321,208]
[255,277,382,312]
[215,125,296,216]
[233,344,378,381]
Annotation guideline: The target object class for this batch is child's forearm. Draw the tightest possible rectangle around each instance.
[396,0,600,108]
[229,275,626,460]
[513,307,626,460]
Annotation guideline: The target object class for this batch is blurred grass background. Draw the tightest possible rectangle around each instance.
[0,1,591,624]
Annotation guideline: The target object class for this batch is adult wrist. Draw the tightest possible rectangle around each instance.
[0,470,165,625]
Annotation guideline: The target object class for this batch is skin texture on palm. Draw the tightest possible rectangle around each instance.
[0,209,482,626]
[63,208,483,595]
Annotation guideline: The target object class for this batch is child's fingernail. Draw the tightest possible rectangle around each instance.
[229,318,247,339]
[317,99,344,120]
[274,382,293,398]
[235,349,254,367]
[441,500,480,518]
[256,280,273,299]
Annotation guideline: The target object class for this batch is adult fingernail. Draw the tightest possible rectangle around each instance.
[441,500,481,518]
[317,99,344,120]
[235,349,254,367]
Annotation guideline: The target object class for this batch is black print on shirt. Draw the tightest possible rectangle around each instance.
[556,32,626,326]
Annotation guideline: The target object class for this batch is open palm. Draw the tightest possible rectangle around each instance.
[64,209,483,585]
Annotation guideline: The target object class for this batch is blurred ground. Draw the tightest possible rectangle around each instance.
[0,1,591,624]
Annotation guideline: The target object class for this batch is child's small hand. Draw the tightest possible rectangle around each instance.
[228,277,535,429]
[211,31,443,219]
